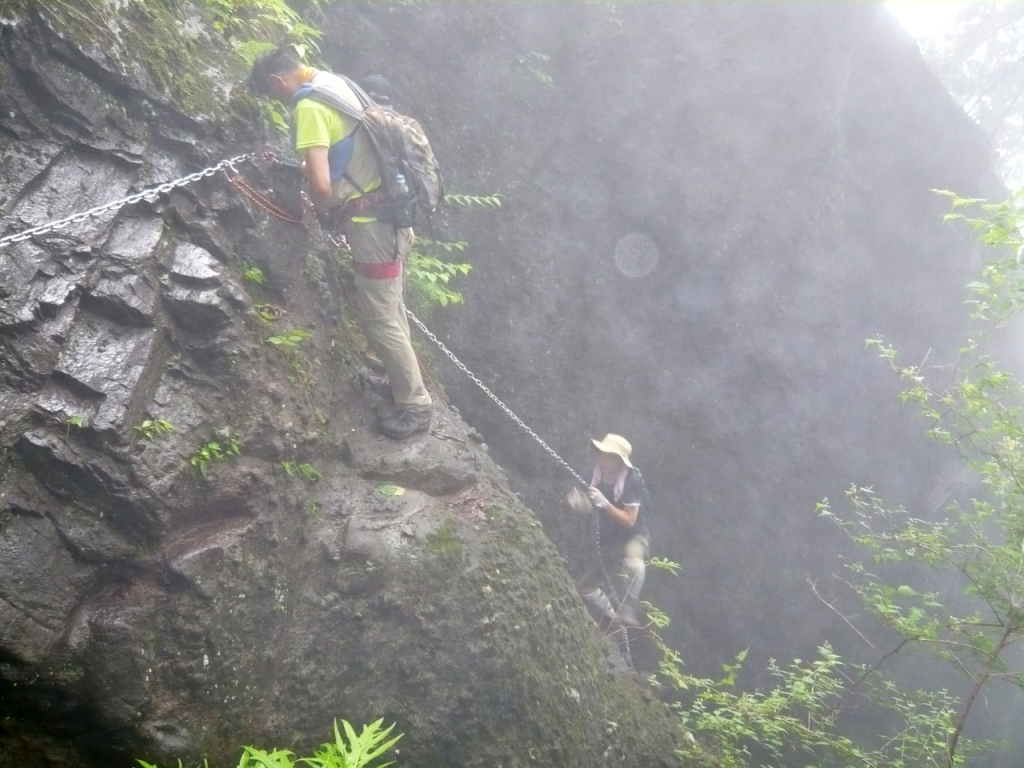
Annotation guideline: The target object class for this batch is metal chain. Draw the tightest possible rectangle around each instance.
[407,306,634,661]
[301,191,347,248]
[0,153,256,249]
[405,308,586,487]
[597,524,634,665]
[405,307,633,661]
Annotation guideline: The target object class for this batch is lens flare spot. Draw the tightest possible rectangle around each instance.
[613,232,660,278]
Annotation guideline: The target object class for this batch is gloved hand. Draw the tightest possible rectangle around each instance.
[587,486,610,509]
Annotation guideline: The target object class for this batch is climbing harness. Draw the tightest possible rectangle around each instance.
[0,154,256,249]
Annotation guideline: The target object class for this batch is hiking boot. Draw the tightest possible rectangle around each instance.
[377,408,431,440]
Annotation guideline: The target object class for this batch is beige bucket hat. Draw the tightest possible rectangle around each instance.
[591,433,633,468]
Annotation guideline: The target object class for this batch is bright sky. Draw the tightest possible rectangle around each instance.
[886,1,970,39]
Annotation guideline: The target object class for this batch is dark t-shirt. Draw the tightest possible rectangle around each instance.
[594,467,650,549]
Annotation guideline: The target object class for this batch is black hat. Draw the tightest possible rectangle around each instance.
[359,74,395,104]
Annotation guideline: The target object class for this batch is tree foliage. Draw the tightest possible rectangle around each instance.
[922,4,1024,184]
[645,191,1024,766]
[818,191,1024,766]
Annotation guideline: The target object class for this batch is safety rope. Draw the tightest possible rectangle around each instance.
[0,153,256,249]
[229,174,303,224]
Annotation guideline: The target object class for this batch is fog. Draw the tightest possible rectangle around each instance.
[320,2,1024,763]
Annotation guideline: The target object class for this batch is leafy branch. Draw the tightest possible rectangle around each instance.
[444,192,504,209]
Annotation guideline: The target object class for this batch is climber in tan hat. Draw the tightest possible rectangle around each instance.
[568,433,651,628]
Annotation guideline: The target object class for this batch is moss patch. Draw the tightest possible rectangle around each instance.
[425,516,464,569]
[34,0,247,122]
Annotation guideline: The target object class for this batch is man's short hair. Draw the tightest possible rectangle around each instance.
[249,46,302,95]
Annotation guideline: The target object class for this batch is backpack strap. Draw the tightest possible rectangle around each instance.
[338,74,377,110]
[293,82,365,123]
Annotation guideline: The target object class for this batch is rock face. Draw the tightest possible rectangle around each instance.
[0,6,680,768]
[317,1,1021,756]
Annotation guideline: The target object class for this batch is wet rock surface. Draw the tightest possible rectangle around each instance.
[0,5,681,768]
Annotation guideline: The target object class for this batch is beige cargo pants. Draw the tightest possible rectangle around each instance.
[346,219,432,412]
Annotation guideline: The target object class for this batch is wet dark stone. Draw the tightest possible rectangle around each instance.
[51,311,159,430]
[103,217,165,265]
[3,151,134,247]
[163,284,233,332]
[168,242,221,285]
[15,430,159,557]
[84,272,156,326]
[0,504,91,664]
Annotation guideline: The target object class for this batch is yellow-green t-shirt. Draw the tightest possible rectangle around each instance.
[293,98,347,153]
[293,90,381,213]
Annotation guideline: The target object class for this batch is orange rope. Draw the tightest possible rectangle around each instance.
[228,174,304,224]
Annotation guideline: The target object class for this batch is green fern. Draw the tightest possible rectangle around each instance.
[301,718,402,768]
[136,719,399,768]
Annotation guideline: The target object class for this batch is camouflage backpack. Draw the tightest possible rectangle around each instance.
[296,76,444,228]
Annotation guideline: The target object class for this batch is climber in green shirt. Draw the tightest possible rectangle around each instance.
[250,47,432,440]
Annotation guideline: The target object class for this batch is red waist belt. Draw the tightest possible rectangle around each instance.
[353,260,402,279]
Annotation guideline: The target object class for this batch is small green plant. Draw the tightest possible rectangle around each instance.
[376,483,406,497]
[203,0,323,62]
[648,556,681,575]
[240,262,265,285]
[266,326,313,349]
[304,499,322,520]
[281,459,322,483]
[64,414,84,438]
[515,51,554,85]
[190,435,241,477]
[302,718,401,768]
[133,418,174,441]
[661,642,964,767]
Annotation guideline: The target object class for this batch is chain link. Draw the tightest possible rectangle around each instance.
[407,306,634,661]
[0,153,256,249]
[405,308,586,487]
